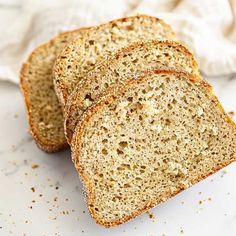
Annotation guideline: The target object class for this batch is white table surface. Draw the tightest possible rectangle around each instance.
[0,75,236,236]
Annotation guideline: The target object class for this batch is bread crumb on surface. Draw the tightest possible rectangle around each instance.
[147,211,155,219]
[30,187,35,192]
[31,163,39,169]
[228,111,235,117]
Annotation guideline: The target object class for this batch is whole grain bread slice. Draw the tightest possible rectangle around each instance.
[71,69,236,227]
[20,29,88,152]
[65,40,200,143]
[53,15,176,105]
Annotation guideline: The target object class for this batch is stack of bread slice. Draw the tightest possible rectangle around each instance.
[20,15,236,227]
[20,15,175,152]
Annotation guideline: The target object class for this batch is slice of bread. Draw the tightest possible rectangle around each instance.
[20,29,88,152]
[71,69,236,227]
[65,40,200,143]
[53,15,176,105]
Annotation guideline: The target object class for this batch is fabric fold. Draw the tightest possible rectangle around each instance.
[0,0,236,83]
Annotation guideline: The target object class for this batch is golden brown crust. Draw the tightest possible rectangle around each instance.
[53,14,176,106]
[71,69,236,227]
[64,39,200,143]
[19,28,90,152]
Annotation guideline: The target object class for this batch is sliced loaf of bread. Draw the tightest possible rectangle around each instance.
[71,69,236,227]
[65,40,200,143]
[53,15,176,105]
[20,29,87,152]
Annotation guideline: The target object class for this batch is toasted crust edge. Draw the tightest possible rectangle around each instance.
[53,14,176,106]
[19,29,87,152]
[71,69,236,227]
[64,39,200,143]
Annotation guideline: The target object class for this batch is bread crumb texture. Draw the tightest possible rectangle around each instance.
[20,30,85,152]
[65,40,199,143]
[72,70,236,227]
[54,15,176,105]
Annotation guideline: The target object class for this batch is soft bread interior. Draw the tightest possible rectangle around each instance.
[54,15,176,104]
[72,70,236,227]
[20,30,84,151]
[65,40,199,142]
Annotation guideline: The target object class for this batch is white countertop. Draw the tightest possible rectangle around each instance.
[0,75,236,236]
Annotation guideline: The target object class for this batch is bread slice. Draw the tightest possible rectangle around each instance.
[53,15,176,105]
[65,40,200,143]
[71,69,236,227]
[20,29,88,152]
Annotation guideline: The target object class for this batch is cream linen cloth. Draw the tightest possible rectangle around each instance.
[0,0,235,83]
